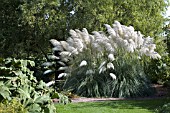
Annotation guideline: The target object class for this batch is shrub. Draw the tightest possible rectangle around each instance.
[50,21,160,98]
[0,58,56,113]
[164,80,170,87]
[150,57,170,84]
[157,103,170,113]
[0,98,27,113]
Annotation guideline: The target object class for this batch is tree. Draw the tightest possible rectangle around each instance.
[68,0,168,37]
[164,20,170,52]
[0,0,23,57]
[20,0,62,58]
[0,0,63,58]
[0,0,168,58]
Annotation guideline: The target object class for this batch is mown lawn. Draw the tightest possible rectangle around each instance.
[56,98,170,113]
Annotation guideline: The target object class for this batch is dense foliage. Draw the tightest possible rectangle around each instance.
[0,98,27,113]
[0,58,56,113]
[0,0,168,58]
[145,53,170,84]
[157,103,170,113]
[68,0,168,37]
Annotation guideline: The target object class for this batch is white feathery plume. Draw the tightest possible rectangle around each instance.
[144,36,153,44]
[75,29,82,34]
[105,24,117,38]
[67,37,74,47]
[60,41,70,51]
[69,29,78,38]
[127,44,134,52]
[50,39,63,51]
[129,39,136,49]
[75,29,84,41]
[42,62,53,67]
[128,26,135,32]
[105,43,114,52]
[71,48,79,55]
[92,31,103,40]
[50,39,60,47]
[123,40,129,47]
[100,32,110,41]
[58,73,67,78]
[110,73,116,80]
[61,38,77,53]
[149,44,156,51]
[92,42,103,51]
[124,34,129,39]
[81,28,91,44]
[52,46,63,52]
[156,54,161,59]
[89,35,95,42]
[150,52,161,59]
[108,54,115,61]
[82,28,89,34]
[58,66,69,71]
[121,25,129,38]
[73,38,84,52]
[114,21,123,36]
[79,60,87,67]
[136,31,144,47]
[66,46,77,53]
[139,47,149,55]
[48,55,60,60]
[163,63,167,67]
[107,62,114,69]
[115,37,123,46]
[129,39,136,46]
[61,58,69,62]
[132,32,138,43]
[104,24,112,30]
[60,51,71,57]
[46,81,55,87]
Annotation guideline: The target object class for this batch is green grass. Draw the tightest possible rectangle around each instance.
[56,98,170,113]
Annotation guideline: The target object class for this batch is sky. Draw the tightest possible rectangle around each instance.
[165,6,170,18]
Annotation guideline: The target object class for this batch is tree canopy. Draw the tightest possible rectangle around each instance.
[0,0,169,58]
[69,0,168,36]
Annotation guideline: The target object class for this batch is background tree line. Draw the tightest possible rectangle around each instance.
[0,0,169,58]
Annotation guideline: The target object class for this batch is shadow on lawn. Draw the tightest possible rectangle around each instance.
[71,97,170,112]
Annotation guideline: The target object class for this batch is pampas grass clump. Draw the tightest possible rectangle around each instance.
[50,21,159,97]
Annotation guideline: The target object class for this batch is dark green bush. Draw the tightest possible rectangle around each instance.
[144,41,170,84]
[163,80,170,87]
[157,103,170,113]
